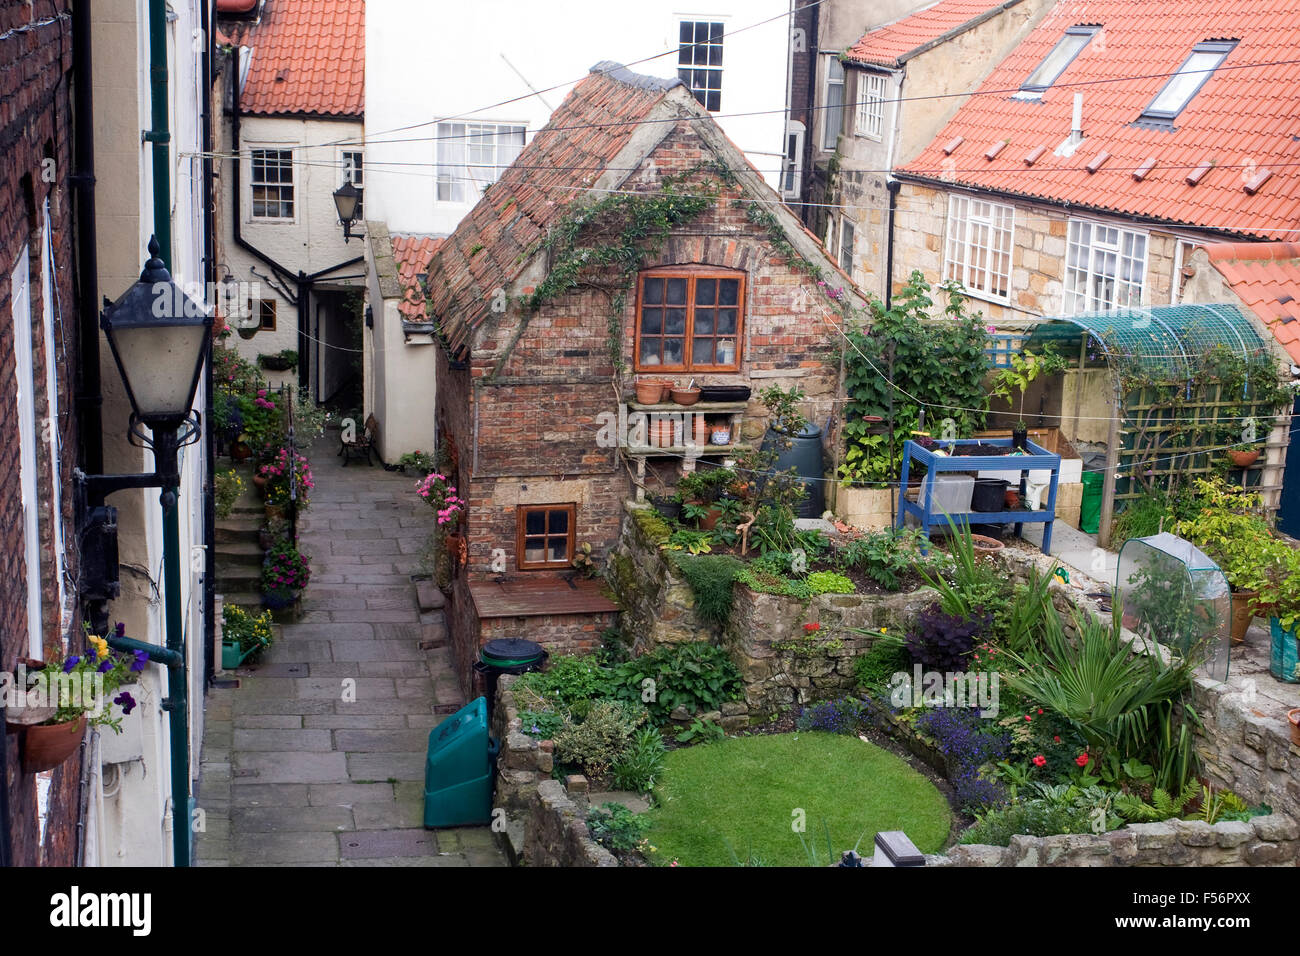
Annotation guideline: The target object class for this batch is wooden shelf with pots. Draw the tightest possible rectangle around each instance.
[621,400,750,501]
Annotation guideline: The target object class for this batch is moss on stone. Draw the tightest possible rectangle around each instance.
[631,508,672,546]
[608,551,639,606]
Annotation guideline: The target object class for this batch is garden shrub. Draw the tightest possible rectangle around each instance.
[611,726,666,792]
[961,784,1119,846]
[587,802,651,854]
[839,527,932,590]
[906,602,990,672]
[552,699,645,777]
[519,709,565,740]
[608,642,742,725]
[853,642,910,690]
[671,553,745,627]
[913,707,1010,810]
[735,567,812,600]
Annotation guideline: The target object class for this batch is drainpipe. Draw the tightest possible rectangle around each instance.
[884,179,900,310]
[144,0,191,868]
[201,0,216,688]
[72,0,101,475]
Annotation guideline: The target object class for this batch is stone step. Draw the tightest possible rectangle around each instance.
[217,591,265,611]
[216,540,265,560]
[216,569,262,591]
[215,515,262,544]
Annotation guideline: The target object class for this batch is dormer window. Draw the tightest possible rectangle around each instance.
[1140,40,1237,124]
[1016,25,1100,97]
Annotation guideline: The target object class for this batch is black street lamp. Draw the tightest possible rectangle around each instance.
[81,236,210,868]
[332,180,361,242]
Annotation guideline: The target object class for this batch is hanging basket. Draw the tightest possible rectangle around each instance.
[20,715,87,774]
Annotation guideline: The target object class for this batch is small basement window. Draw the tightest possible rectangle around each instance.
[516,504,576,570]
[1140,40,1237,123]
[1017,25,1100,96]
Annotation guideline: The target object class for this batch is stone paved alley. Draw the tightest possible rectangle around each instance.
[195,436,506,866]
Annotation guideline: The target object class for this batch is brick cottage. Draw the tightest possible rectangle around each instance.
[417,62,867,695]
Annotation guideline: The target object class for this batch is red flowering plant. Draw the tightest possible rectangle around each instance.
[258,447,314,509]
[997,704,1089,784]
[262,540,311,600]
[416,471,465,527]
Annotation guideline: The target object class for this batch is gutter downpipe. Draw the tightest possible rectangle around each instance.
[201,0,216,689]
[143,0,191,868]
[883,67,905,311]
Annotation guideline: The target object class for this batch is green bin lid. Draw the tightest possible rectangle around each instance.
[480,638,545,668]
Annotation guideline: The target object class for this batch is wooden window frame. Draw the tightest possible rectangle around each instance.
[258,299,277,331]
[633,266,745,374]
[516,503,577,571]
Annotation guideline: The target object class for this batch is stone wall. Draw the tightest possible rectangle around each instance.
[489,676,617,867]
[932,815,1300,867]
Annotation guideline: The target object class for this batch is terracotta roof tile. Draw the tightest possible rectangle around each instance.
[391,236,444,323]
[231,0,363,117]
[899,0,1300,239]
[846,0,1019,68]
[1202,241,1300,363]
[423,64,678,350]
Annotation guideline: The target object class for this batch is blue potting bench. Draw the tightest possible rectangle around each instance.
[895,438,1062,555]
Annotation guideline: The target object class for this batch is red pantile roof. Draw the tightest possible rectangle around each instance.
[424,63,677,351]
[391,236,443,324]
[226,0,364,117]
[898,0,1300,240]
[1203,242,1300,363]
[846,0,1024,68]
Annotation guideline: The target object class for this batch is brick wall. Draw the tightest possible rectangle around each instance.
[0,1,82,867]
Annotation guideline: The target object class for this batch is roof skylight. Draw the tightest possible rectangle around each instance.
[1016,25,1100,97]
[1140,40,1237,123]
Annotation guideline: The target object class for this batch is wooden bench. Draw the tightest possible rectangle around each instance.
[339,413,378,466]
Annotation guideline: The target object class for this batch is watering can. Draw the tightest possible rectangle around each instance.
[221,640,261,669]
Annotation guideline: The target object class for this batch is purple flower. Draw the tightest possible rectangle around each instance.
[85,646,97,663]
[63,656,80,674]
[98,659,114,674]
[114,622,126,638]
[131,650,149,672]
[114,691,137,715]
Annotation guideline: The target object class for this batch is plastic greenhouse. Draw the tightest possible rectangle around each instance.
[1116,532,1231,681]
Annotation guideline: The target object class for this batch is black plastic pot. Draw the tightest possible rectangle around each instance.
[650,495,682,520]
[1012,425,1028,449]
[971,478,1007,513]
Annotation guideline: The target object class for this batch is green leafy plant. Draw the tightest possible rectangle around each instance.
[514,655,612,709]
[670,553,744,626]
[990,346,1069,429]
[667,527,714,554]
[839,527,933,590]
[961,782,1120,846]
[852,638,910,690]
[1113,781,1199,823]
[519,709,565,740]
[586,802,652,854]
[214,468,243,519]
[675,716,726,744]
[1195,786,1249,825]
[221,604,276,656]
[608,642,742,725]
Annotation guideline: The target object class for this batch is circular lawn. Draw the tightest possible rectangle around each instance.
[644,732,951,867]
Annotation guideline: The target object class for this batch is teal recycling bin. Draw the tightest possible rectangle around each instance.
[423,696,500,828]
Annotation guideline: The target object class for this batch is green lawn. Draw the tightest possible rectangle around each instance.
[644,732,951,867]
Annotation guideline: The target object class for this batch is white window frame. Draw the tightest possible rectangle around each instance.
[855,71,887,141]
[1065,218,1148,314]
[248,146,295,221]
[944,195,1016,303]
[823,56,846,150]
[13,248,42,657]
[341,149,363,219]
[676,18,725,112]
[781,120,805,200]
[435,121,526,204]
[839,218,855,274]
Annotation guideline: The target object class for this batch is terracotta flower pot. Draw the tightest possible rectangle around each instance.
[230,441,252,462]
[1229,589,1259,644]
[1003,489,1021,509]
[252,474,268,495]
[695,504,723,531]
[635,380,666,405]
[1229,449,1260,468]
[22,715,87,773]
[650,417,677,448]
[1288,709,1300,747]
[670,387,701,406]
[970,533,1004,554]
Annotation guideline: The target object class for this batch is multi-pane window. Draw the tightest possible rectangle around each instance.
[782,121,804,198]
[635,269,743,372]
[838,219,855,274]
[1017,25,1099,96]
[250,148,294,219]
[944,195,1015,301]
[1140,40,1236,123]
[1065,219,1148,313]
[516,504,575,570]
[855,72,887,141]
[259,300,276,331]
[823,57,845,149]
[678,20,724,112]
[342,150,363,218]
[435,122,525,203]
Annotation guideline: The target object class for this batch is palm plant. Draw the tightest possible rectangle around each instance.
[999,601,1201,791]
